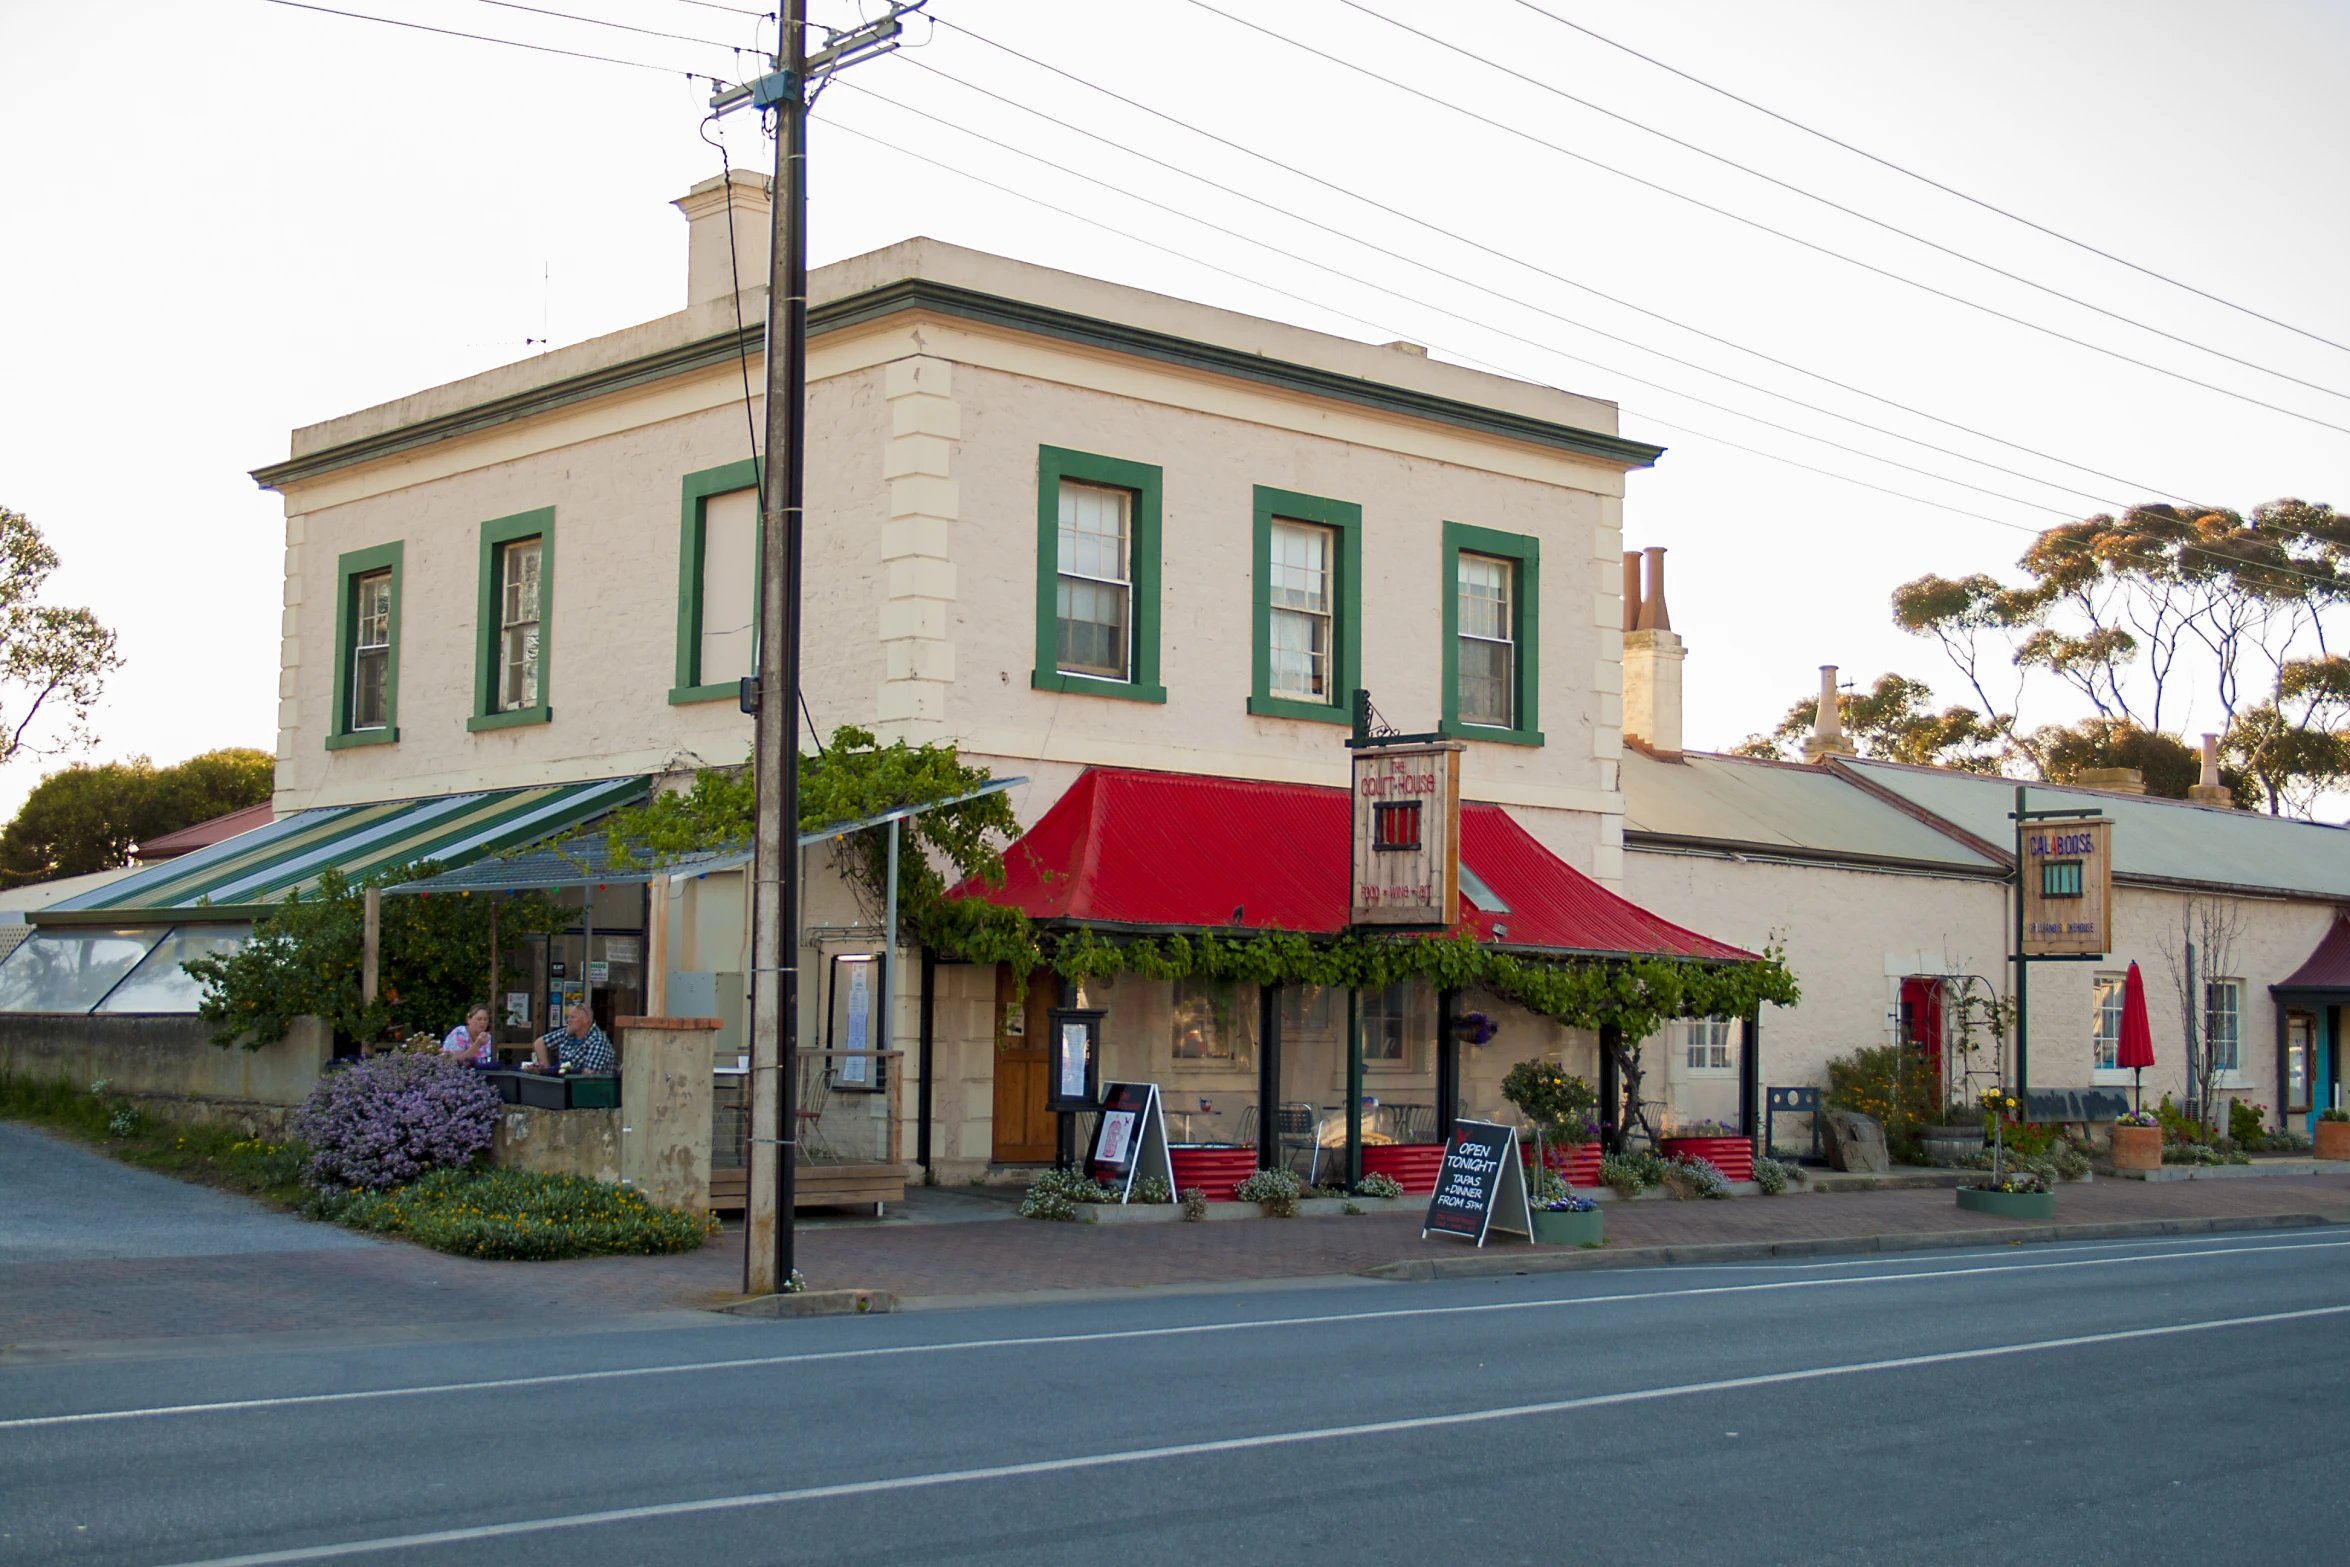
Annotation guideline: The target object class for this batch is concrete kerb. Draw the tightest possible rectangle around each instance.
[1357,1211,2343,1282]
[720,1288,898,1318]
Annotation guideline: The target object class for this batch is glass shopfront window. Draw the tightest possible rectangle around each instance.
[1082,973,1259,1148]
[1657,1017,1744,1136]
[1453,985,1598,1137]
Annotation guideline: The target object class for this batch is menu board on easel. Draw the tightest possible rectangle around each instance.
[1086,1080,1175,1203]
[1423,1120,1533,1246]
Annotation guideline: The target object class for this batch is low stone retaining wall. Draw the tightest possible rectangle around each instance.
[0,1011,331,1136]
[491,1105,621,1185]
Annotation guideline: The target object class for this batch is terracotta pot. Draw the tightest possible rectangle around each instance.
[2110,1124,2163,1171]
[2315,1119,2350,1161]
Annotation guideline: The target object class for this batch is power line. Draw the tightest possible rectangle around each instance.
[828,88,2350,597]
[1331,0,2350,408]
[461,0,751,52]
[1507,0,2350,363]
[919,19,2199,511]
[1177,0,2350,443]
[819,106,2066,538]
[862,66,2089,519]
[257,0,733,79]
[669,0,772,16]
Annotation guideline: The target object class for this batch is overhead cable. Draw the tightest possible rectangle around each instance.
[1508,0,2350,361]
[461,0,750,51]
[1176,0,2350,441]
[1331,0,2350,406]
[258,0,732,79]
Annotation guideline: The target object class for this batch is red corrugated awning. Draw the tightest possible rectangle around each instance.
[952,767,1753,961]
[2275,915,2350,993]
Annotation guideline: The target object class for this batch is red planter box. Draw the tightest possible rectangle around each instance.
[1659,1135,1754,1183]
[1167,1146,1258,1203]
[1360,1143,1446,1194]
[1524,1142,1602,1187]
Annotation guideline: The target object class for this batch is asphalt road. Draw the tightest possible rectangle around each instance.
[5,1231,2349,1566]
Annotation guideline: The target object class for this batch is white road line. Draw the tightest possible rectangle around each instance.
[158,1302,2350,1566]
[6,1235,2344,1434]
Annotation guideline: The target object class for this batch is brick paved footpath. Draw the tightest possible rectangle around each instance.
[8,1172,2350,1352]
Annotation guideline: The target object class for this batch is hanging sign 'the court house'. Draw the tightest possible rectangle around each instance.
[1350,739,1465,928]
[2019,816,2113,957]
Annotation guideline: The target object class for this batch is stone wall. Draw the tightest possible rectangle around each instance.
[490,1105,621,1185]
[0,1012,331,1136]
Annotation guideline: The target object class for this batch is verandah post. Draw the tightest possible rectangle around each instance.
[1345,986,1364,1192]
[1257,983,1282,1171]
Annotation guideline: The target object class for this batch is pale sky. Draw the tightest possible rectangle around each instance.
[2,0,2346,820]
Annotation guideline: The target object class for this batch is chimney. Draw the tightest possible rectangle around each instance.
[672,170,773,311]
[2189,732,2234,806]
[1802,664,1855,762]
[1622,546,1686,758]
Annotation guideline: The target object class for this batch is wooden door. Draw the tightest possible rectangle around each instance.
[991,966,1060,1163]
[1898,977,1945,1088]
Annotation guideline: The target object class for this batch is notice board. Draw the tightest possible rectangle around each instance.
[1423,1119,1533,1246]
[1086,1081,1175,1202]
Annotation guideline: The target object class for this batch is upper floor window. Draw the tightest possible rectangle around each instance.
[499,538,542,712]
[327,541,402,751]
[670,460,761,705]
[350,571,392,730]
[469,507,554,732]
[1057,481,1131,681]
[1440,522,1541,746]
[1456,553,1515,728]
[1268,521,1333,700]
[1031,447,1165,704]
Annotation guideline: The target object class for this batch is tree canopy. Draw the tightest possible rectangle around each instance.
[0,506,123,769]
[0,747,275,888]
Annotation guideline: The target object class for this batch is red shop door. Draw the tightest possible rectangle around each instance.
[1898,977,1945,1086]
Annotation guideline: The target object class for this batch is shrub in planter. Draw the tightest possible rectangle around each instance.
[1235,1167,1304,1217]
[1660,1154,1731,1200]
[1130,1174,1173,1205]
[1532,1192,1603,1246]
[291,1050,502,1192]
[1600,1150,1666,1200]
[1179,1186,1209,1221]
[1019,1168,1116,1220]
[319,1168,710,1259]
[1753,1156,1799,1195]
[1353,1172,1405,1200]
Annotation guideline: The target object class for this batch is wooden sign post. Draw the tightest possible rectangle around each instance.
[1423,1119,1534,1246]
[1087,1080,1176,1203]
[1350,739,1464,931]
[2010,788,2113,1097]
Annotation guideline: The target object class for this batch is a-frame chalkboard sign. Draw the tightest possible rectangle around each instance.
[1422,1119,1534,1246]
[1086,1081,1176,1203]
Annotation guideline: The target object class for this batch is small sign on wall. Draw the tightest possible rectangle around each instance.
[2020,816,2112,957]
[1350,740,1464,929]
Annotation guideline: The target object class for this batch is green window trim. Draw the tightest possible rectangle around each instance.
[468,507,554,733]
[1248,486,1361,725]
[1439,519,1543,747]
[326,541,403,751]
[671,458,763,705]
[1031,445,1166,704]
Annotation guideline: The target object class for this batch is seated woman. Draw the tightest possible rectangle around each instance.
[441,1005,494,1067]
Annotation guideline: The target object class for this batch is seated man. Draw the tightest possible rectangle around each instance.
[533,1002,613,1074]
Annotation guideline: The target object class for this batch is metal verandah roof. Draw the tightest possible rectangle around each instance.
[952,766,1754,961]
[33,776,651,923]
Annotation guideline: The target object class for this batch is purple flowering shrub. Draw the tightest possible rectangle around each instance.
[293,1050,502,1191]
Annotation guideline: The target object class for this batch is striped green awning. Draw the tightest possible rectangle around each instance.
[33,776,650,924]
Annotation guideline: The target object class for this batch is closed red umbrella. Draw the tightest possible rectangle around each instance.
[2118,961,2156,1110]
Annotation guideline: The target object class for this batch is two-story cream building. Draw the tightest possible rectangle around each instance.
[17,172,1790,1188]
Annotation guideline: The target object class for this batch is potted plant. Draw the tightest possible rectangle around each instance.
[1501,1059,1597,1190]
[1532,1191,1603,1247]
[2317,1108,2350,1161]
[2109,1108,2162,1172]
[1918,1102,1987,1167]
[1956,1090,2056,1218]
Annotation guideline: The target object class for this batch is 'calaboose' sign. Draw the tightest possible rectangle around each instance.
[1350,739,1464,929]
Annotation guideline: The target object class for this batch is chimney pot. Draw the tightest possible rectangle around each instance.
[1622,551,1642,633]
[1801,664,1855,762]
[1637,546,1671,632]
[2189,730,2236,806]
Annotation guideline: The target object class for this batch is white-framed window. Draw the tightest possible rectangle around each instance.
[1456,553,1515,727]
[1359,979,1432,1071]
[1170,976,1235,1061]
[698,487,758,685]
[499,538,542,711]
[1681,1018,1737,1072]
[1056,481,1130,680]
[1267,520,1334,700]
[350,570,392,731]
[2204,979,2242,1074]
[2092,973,2125,1070]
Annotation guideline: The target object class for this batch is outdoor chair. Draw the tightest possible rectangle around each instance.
[794,1052,834,1162]
[1275,1102,1321,1184]
[1233,1104,1257,1149]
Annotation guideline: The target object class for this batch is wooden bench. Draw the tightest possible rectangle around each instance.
[707,1163,906,1216]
